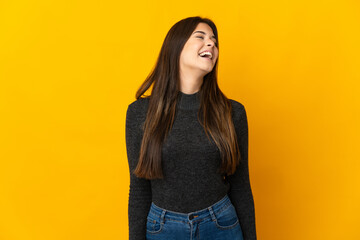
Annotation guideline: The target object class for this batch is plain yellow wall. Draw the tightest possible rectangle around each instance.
[1,0,359,239]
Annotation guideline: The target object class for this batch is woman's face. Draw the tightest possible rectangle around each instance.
[179,23,219,77]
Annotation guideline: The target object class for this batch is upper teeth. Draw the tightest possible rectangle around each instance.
[199,51,212,58]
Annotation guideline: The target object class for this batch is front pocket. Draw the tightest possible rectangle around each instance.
[214,203,239,229]
[146,215,164,234]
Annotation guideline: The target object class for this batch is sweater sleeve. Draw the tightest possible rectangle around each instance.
[227,102,257,240]
[125,102,152,240]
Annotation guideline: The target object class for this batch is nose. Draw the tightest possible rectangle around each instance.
[206,39,215,47]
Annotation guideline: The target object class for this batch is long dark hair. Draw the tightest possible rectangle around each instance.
[133,16,241,179]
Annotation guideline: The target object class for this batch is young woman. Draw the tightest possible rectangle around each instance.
[125,16,257,240]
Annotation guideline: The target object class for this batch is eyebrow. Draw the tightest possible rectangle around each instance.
[192,31,217,41]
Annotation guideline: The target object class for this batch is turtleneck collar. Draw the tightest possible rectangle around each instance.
[177,90,201,110]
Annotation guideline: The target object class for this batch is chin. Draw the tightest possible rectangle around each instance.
[203,67,214,73]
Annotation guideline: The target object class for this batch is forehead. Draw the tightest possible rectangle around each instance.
[193,23,214,34]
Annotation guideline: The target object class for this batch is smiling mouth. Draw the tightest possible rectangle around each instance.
[199,55,213,61]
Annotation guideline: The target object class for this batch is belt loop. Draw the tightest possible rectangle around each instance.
[208,206,216,221]
[160,209,166,224]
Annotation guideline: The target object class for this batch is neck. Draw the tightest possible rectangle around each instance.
[179,71,204,94]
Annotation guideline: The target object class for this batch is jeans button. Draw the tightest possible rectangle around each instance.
[189,214,194,220]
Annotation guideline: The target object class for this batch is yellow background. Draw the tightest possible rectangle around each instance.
[1,0,359,239]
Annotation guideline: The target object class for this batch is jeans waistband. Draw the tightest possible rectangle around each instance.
[148,194,232,223]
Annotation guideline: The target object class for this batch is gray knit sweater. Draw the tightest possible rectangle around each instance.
[125,90,257,240]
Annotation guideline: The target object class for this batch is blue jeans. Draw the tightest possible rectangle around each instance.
[146,194,244,240]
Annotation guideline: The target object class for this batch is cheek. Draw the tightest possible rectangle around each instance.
[214,50,219,59]
[180,51,196,65]
[184,48,199,60]
[181,42,202,60]
[181,50,193,60]
[187,41,202,52]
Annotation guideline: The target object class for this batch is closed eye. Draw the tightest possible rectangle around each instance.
[196,36,218,46]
